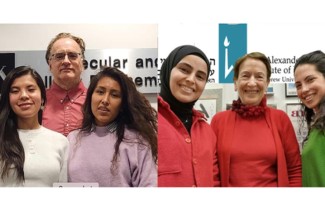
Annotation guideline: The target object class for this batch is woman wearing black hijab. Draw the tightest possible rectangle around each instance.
[158,45,220,187]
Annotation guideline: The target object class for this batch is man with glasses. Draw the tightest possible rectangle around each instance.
[42,32,87,136]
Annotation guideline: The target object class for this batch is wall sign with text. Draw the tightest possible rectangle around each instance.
[0,49,157,94]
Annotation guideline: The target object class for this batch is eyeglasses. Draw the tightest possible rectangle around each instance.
[50,52,81,61]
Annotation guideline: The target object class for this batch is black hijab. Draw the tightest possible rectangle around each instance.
[160,45,210,133]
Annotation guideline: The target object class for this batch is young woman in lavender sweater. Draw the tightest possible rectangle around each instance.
[67,67,157,187]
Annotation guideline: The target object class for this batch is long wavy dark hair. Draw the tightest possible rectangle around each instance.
[294,50,325,142]
[0,66,46,182]
[79,66,157,169]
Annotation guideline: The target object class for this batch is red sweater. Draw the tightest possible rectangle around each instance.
[210,108,302,187]
[158,96,220,187]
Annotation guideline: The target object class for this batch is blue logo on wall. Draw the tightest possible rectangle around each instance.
[219,24,247,83]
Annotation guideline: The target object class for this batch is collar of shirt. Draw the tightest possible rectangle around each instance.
[93,121,117,135]
[106,121,117,133]
[49,81,87,103]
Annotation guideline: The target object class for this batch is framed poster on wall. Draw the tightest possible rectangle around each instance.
[194,88,222,123]
[194,98,217,121]
[285,83,297,97]
[286,103,308,152]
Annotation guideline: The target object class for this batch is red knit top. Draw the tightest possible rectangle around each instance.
[230,115,277,186]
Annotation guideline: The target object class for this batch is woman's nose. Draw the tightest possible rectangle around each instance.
[186,73,195,83]
[247,76,257,86]
[101,94,110,105]
[20,90,29,100]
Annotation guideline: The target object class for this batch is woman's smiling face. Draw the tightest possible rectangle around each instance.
[169,55,208,103]
[294,63,325,112]
[234,58,270,106]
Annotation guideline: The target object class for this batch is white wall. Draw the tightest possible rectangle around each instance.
[0,24,158,109]
[0,24,157,50]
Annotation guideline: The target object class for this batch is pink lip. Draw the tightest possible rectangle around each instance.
[98,107,109,112]
[304,94,313,102]
[180,84,194,92]
[18,103,33,110]
[60,68,73,72]
[18,103,33,106]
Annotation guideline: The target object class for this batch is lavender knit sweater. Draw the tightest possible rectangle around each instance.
[67,126,157,187]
